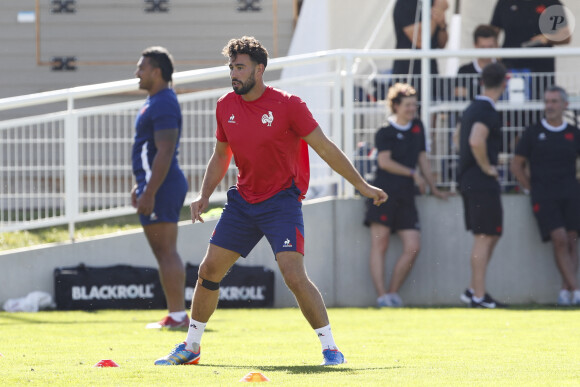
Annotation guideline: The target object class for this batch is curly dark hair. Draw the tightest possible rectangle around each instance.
[387,83,417,113]
[222,36,268,68]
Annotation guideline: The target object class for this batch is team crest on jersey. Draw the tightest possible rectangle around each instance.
[538,133,546,141]
[228,114,236,124]
[411,124,420,133]
[261,111,274,126]
[139,104,149,116]
[396,133,404,140]
[565,132,574,141]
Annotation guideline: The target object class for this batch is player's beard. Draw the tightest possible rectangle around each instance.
[232,72,256,95]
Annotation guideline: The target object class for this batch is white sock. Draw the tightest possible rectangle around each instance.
[184,319,206,352]
[314,324,338,351]
[168,311,187,322]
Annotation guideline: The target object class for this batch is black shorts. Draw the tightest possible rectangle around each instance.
[461,190,503,236]
[531,195,580,242]
[364,194,419,232]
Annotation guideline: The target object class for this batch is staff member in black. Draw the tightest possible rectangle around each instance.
[391,0,448,100]
[511,86,580,306]
[365,83,448,308]
[491,0,571,99]
[457,63,508,308]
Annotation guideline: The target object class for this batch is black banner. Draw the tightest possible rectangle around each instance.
[54,263,165,310]
[186,263,274,308]
[53,262,275,310]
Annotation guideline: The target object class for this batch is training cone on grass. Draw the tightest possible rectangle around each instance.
[94,359,120,368]
[239,372,270,382]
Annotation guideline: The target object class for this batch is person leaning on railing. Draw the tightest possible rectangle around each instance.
[510,86,580,306]
[364,82,449,308]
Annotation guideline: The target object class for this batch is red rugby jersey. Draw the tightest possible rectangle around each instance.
[215,86,318,203]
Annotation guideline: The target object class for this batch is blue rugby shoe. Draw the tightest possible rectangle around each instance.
[321,348,346,366]
[154,342,200,365]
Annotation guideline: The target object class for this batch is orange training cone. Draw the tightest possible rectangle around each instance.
[239,372,270,382]
[94,359,120,367]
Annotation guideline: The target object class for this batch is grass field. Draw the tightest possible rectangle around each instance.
[1,307,579,386]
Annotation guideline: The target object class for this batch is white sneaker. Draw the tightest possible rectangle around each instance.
[572,290,580,306]
[386,293,404,307]
[377,294,392,307]
[557,289,571,306]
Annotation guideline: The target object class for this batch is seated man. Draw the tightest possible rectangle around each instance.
[455,25,499,101]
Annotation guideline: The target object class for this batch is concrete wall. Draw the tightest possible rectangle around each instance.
[1,195,574,308]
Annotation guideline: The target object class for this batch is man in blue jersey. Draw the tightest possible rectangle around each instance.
[132,46,189,328]
[511,86,580,306]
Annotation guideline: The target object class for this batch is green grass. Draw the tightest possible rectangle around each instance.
[1,307,579,386]
[0,206,224,251]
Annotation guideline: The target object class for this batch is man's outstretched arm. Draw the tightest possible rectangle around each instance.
[303,127,388,206]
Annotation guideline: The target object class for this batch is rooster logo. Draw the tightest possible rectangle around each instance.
[261,111,274,127]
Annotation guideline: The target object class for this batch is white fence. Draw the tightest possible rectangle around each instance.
[2,48,580,237]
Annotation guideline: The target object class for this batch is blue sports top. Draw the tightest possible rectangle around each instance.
[132,88,182,195]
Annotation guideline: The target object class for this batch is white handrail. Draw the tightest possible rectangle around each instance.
[2,47,580,111]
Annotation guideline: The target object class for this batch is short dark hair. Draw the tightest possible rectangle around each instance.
[222,36,268,68]
[481,62,506,89]
[473,24,498,44]
[141,46,174,82]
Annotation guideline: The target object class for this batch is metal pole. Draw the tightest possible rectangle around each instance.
[342,53,355,198]
[421,0,432,150]
[64,96,79,242]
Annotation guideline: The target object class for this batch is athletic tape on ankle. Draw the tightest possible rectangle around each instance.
[198,277,220,291]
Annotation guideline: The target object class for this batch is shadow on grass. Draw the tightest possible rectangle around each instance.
[387,304,579,311]
[0,312,214,332]
[196,363,401,374]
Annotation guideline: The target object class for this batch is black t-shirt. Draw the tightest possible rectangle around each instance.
[458,96,502,192]
[515,119,580,198]
[457,61,481,100]
[393,0,441,75]
[491,0,565,72]
[372,118,426,196]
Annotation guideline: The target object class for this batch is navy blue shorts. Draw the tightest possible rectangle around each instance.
[210,185,305,258]
[138,170,188,226]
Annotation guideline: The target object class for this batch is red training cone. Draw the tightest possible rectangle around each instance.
[239,372,270,382]
[94,359,120,367]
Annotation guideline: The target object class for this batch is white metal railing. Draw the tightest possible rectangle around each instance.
[2,47,580,237]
